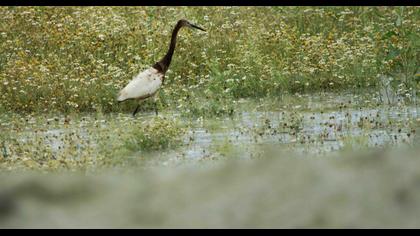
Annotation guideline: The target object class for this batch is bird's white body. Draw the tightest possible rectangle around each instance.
[117,67,163,102]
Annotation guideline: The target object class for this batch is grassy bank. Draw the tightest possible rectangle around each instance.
[0,7,419,115]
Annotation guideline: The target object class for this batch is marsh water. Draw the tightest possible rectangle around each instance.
[1,91,419,169]
[152,92,419,164]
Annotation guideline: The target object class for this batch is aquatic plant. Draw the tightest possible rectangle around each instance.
[122,116,185,152]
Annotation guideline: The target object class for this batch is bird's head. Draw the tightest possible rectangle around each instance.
[178,19,206,31]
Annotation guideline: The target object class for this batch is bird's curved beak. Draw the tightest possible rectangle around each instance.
[189,23,206,31]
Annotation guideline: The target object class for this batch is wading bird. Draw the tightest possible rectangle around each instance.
[117,19,206,116]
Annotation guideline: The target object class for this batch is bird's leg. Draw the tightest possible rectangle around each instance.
[154,102,158,116]
[153,97,159,116]
[132,104,140,117]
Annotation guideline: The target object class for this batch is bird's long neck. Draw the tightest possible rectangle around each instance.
[154,22,183,74]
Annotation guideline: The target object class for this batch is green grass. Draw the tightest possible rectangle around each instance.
[0,7,418,116]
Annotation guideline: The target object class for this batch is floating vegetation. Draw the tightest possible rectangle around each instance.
[0,113,185,171]
[122,117,185,152]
